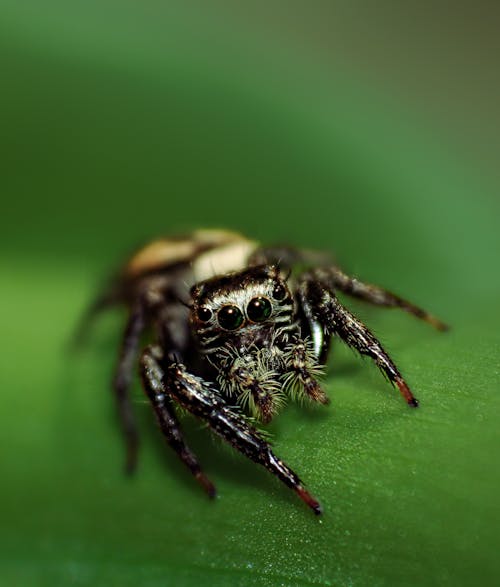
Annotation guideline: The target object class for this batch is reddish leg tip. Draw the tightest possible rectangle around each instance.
[196,472,217,499]
[206,485,217,499]
[396,379,419,407]
[428,316,450,332]
[296,486,323,515]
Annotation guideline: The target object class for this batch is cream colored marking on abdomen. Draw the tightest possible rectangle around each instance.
[193,240,258,282]
[124,229,249,278]
[125,239,198,277]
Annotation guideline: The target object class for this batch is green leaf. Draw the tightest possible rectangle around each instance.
[1,4,499,586]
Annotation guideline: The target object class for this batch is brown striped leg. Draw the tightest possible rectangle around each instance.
[299,276,419,407]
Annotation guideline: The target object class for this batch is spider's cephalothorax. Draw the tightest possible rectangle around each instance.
[190,265,327,423]
[79,229,448,515]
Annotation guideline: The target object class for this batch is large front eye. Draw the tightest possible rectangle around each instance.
[217,305,244,330]
[247,297,272,322]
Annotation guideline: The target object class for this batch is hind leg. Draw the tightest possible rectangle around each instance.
[113,303,145,473]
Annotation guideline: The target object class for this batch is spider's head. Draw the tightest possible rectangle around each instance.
[189,265,293,354]
[190,265,296,422]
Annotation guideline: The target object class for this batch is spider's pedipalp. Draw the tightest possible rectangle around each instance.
[217,345,285,422]
[282,337,328,405]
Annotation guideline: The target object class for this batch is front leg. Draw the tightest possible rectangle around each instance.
[308,266,449,331]
[140,345,216,497]
[142,345,322,515]
[299,275,419,407]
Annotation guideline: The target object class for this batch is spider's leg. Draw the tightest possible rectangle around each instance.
[299,275,419,407]
[113,303,145,473]
[142,345,322,515]
[318,334,333,365]
[299,300,333,364]
[71,289,120,349]
[140,345,216,498]
[309,266,448,331]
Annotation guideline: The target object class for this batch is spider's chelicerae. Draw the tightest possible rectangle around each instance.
[82,229,447,515]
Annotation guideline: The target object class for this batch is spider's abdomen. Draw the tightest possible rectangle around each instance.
[124,229,258,283]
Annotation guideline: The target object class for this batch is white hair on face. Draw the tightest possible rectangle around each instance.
[216,344,286,419]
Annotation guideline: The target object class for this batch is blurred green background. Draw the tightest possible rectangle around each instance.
[1,2,499,586]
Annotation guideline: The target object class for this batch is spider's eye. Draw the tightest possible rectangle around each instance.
[217,305,244,330]
[197,307,213,322]
[272,283,287,301]
[247,297,272,322]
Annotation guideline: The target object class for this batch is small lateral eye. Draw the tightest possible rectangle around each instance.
[247,297,272,322]
[197,307,213,322]
[272,283,287,301]
[218,305,244,330]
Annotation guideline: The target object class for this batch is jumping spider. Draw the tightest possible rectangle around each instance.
[80,229,447,515]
